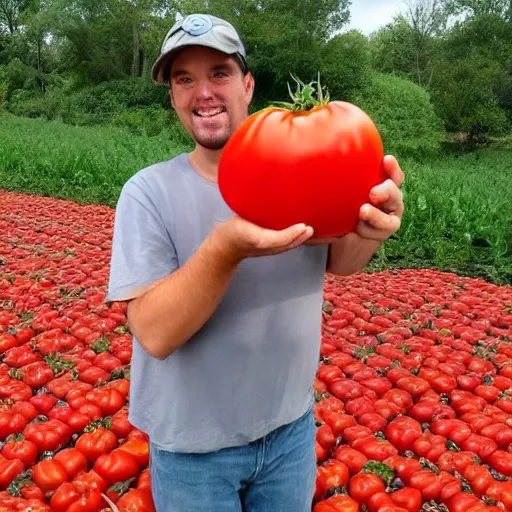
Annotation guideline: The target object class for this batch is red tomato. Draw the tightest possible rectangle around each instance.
[118,437,150,468]
[75,424,118,463]
[0,457,24,490]
[218,92,386,238]
[115,488,156,512]
[1,434,38,468]
[349,472,385,504]
[31,459,69,491]
[93,449,140,485]
[390,487,422,512]
[53,448,89,479]
[385,416,422,452]
[333,445,368,475]
[316,423,336,452]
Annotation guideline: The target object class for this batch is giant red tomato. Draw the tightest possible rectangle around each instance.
[218,76,385,238]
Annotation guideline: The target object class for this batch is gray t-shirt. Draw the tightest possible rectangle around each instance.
[106,153,329,453]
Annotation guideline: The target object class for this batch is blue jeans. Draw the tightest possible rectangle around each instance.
[149,406,316,512]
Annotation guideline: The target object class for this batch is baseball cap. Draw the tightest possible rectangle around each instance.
[152,13,249,85]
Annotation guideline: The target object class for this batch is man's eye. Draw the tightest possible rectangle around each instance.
[214,72,228,78]
[178,77,192,85]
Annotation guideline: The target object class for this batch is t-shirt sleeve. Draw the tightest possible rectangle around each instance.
[106,177,179,303]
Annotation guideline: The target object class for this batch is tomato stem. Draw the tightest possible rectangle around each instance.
[271,72,330,112]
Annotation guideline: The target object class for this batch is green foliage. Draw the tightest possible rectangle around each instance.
[352,72,445,158]
[370,144,512,285]
[0,58,41,102]
[430,55,509,140]
[318,30,372,102]
[428,14,512,139]
[0,112,192,206]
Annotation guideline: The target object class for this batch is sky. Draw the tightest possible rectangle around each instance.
[346,0,407,35]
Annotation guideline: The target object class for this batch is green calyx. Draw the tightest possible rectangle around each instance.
[272,72,330,113]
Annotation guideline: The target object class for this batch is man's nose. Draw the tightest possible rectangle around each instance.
[195,79,214,99]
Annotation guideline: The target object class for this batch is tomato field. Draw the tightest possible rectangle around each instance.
[0,188,512,512]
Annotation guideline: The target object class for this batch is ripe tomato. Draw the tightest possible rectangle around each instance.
[462,433,497,462]
[118,437,150,468]
[349,472,385,504]
[390,487,422,512]
[75,424,118,463]
[115,488,156,512]
[1,433,38,468]
[316,423,336,452]
[488,449,512,477]
[93,449,140,485]
[0,457,24,490]
[385,416,422,452]
[31,459,69,492]
[313,493,359,512]
[23,418,71,452]
[333,446,368,474]
[85,387,126,416]
[53,448,88,480]
[218,83,386,238]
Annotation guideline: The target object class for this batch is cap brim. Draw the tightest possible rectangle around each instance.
[152,44,248,85]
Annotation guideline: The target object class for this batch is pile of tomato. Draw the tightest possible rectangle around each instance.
[0,190,512,511]
[314,271,512,511]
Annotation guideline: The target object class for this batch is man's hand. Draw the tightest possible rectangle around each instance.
[356,155,404,242]
[211,215,315,265]
[307,155,405,245]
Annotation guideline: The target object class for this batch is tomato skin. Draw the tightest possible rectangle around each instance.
[53,448,89,480]
[75,425,118,463]
[72,470,108,494]
[317,460,350,498]
[316,423,336,452]
[118,437,150,468]
[349,472,385,504]
[31,459,69,492]
[323,412,357,436]
[462,433,497,462]
[351,436,398,461]
[333,445,368,474]
[50,482,81,512]
[389,487,422,512]
[385,416,422,452]
[218,100,386,238]
[115,488,156,512]
[1,434,38,468]
[85,387,126,416]
[488,450,512,477]
[93,449,141,485]
[0,457,24,490]
[0,410,27,440]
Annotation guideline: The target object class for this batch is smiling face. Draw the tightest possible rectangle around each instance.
[169,46,255,151]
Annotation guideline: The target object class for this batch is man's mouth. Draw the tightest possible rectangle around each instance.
[193,107,226,118]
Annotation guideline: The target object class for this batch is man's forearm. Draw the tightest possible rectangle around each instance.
[327,233,381,276]
[127,233,239,360]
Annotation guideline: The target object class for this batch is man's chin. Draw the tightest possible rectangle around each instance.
[194,135,229,151]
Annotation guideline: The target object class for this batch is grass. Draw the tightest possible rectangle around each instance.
[0,112,193,207]
[0,112,511,285]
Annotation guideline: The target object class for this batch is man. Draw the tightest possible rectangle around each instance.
[106,13,404,512]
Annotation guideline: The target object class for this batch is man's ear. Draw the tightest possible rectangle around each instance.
[244,72,255,104]
[169,86,175,110]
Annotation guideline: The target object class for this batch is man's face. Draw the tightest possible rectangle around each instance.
[169,46,254,151]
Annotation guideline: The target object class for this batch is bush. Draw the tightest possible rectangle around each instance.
[319,30,373,102]
[352,72,445,158]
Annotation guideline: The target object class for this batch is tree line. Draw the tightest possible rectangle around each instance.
[1,0,511,146]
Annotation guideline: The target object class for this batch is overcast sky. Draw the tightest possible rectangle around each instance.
[346,0,407,35]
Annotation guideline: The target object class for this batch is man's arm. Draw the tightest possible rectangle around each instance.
[127,232,238,360]
[326,234,381,275]
[127,217,313,360]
